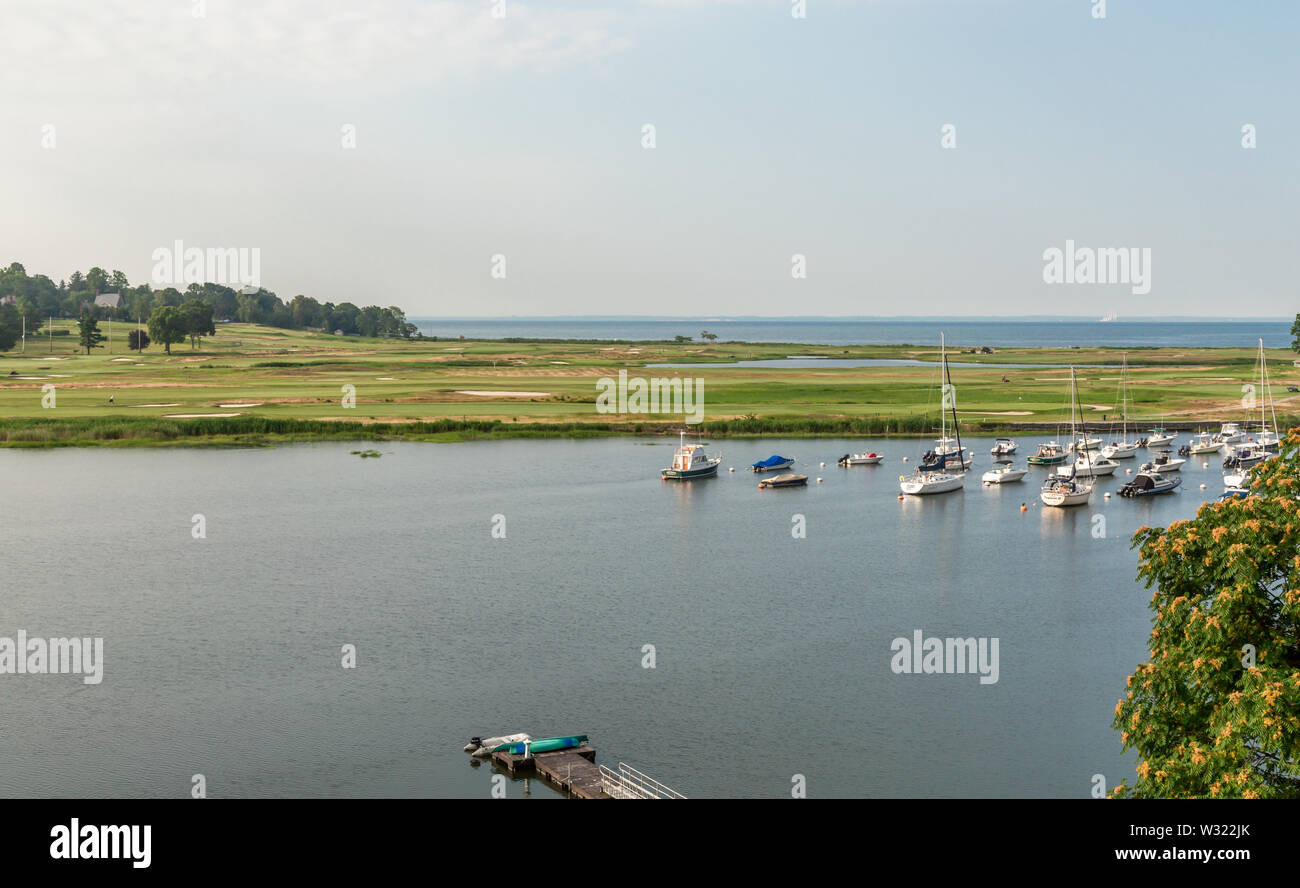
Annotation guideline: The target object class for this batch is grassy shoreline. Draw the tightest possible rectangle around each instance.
[1,321,1294,446]
[2,414,1295,448]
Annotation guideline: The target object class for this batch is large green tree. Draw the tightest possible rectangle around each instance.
[1291,314,1300,353]
[1112,433,1300,798]
[147,305,187,355]
[180,298,215,348]
[77,312,105,354]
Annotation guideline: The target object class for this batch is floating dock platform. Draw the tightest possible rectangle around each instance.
[491,744,607,799]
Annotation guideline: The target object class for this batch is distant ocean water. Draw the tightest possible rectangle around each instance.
[409,318,1292,349]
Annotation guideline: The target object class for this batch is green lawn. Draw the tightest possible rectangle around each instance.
[0,321,1293,444]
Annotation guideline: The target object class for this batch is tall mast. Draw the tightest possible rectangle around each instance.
[939,332,947,444]
[945,336,962,463]
[1073,367,1091,472]
[1121,353,1128,442]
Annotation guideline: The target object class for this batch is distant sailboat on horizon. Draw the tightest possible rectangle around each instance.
[1099,311,1118,323]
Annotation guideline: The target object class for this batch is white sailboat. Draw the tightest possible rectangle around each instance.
[901,334,968,496]
[1249,338,1281,452]
[1042,368,1095,507]
[1101,354,1140,459]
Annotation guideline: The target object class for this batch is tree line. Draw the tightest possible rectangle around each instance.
[0,261,418,350]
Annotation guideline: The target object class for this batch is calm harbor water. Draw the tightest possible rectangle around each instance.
[0,438,1225,798]
[411,317,1291,349]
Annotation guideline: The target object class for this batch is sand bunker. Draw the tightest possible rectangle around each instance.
[132,403,181,407]
[454,390,549,397]
[218,403,262,408]
[163,412,243,418]
[111,358,134,362]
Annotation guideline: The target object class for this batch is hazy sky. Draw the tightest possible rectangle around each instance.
[3,0,1296,316]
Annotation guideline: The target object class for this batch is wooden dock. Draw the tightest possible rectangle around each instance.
[491,744,608,799]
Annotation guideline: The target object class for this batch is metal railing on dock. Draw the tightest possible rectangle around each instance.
[598,762,687,799]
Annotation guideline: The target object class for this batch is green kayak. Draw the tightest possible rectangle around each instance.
[491,734,588,755]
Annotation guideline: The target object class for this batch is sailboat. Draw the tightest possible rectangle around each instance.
[1249,338,1280,451]
[900,334,967,496]
[1041,368,1095,507]
[1101,354,1140,459]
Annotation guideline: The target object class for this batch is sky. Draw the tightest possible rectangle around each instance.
[2,0,1297,317]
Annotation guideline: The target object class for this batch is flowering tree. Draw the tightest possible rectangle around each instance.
[1112,434,1300,797]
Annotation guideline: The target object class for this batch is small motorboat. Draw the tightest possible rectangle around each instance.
[982,465,1027,484]
[491,734,589,755]
[661,432,722,480]
[1139,454,1185,473]
[751,454,795,473]
[758,473,809,489]
[838,451,883,466]
[1066,435,1102,453]
[1147,428,1177,447]
[1218,422,1245,444]
[465,733,530,758]
[1218,487,1251,502]
[1027,441,1068,465]
[1120,471,1181,497]
[1223,468,1251,489]
[990,438,1018,456]
[1187,431,1224,455]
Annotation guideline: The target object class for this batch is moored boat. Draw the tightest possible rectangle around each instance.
[1146,428,1177,447]
[1057,454,1119,478]
[1101,354,1141,459]
[750,454,794,473]
[1119,471,1181,497]
[1041,368,1095,507]
[492,734,589,755]
[990,437,1018,456]
[838,451,883,466]
[901,333,969,497]
[981,465,1027,484]
[1139,453,1185,473]
[758,472,809,489]
[661,431,722,480]
[1186,432,1223,455]
[1027,441,1068,465]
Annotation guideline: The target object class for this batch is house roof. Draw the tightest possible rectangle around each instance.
[94,292,123,307]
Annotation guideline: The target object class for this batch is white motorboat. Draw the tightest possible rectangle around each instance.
[1067,435,1102,453]
[1146,428,1177,447]
[989,437,1018,456]
[1218,422,1244,444]
[1187,432,1223,455]
[982,465,1027,484]
[1223,468,1251,489]
[1041,368,1095,507]
[838,451,883,466]
[1139,454,1185,473]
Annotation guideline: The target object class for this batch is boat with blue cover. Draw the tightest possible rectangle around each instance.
[750,454,795,473]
